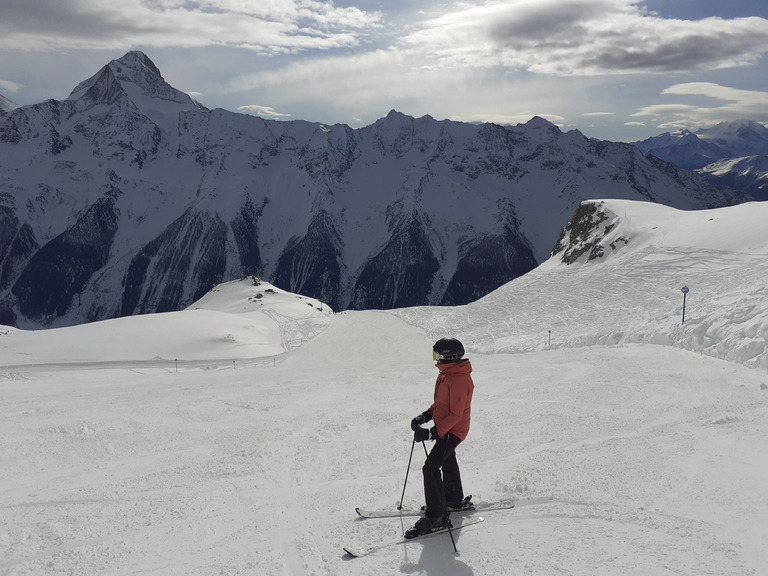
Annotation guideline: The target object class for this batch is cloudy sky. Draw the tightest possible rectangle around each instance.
[1,0,767,141]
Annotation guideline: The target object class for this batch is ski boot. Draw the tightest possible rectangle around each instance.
[405,514,452,539]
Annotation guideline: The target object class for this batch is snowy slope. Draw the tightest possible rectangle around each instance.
[394,199,768,369]
[697,155,768,201]
[2,200,767,576]
[1,277,331,366]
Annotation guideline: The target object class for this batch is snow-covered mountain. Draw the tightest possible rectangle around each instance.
[3,199,768,575]
[697,155,768,201]
[633,119,768,170]
[633,119,768,201]
[695,119,768,158]
[0,51,747,329]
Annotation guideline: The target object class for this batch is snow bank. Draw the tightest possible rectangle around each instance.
[393,200,768,370]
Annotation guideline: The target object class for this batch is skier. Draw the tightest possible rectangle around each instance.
[407,337,474,538]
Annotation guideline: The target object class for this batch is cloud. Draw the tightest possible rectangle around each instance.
[0,0,382,53]
[222,49,415,109]
[226,48,392,87]
[0,79,24,93]
[219,48,582,128]
[4,1,766,78]
[398,0,768,75]
[237,104,292,119]
[663,82,768,107]
[631,82,768,129]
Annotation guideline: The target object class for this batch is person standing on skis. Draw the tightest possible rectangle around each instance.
[407,337,474,538]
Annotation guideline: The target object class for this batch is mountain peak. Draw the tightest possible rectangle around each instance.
[633,118,768,169]
[67,51,205,112]
[380,109,414,124]
[522,116,561,133]
[385,109,408,119]
[698,119,768,143]
[108,51,165,88]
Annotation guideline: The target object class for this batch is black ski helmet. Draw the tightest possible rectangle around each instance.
[433,338,465,362]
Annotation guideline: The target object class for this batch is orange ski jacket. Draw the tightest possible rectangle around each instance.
[428,359,474,441]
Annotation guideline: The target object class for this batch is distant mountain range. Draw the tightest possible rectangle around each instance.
[0,51,749,328]
[696,155,768,200]
[632,120,768,200]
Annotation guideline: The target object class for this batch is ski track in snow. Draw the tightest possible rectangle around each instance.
[2,343,766,575]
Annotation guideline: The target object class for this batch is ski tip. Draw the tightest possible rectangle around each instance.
[343,547,362,558]
[355,507,361,516]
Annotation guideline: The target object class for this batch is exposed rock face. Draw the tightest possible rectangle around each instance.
[273,210,344,311]
[13,194,119,323]
[120,209,228,316]
[551,202,612,265]
[350,214,441,310]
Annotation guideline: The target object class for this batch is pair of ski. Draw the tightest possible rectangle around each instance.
[343,498,515,558]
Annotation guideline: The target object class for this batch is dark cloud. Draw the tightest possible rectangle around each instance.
[0,0,382,52]
[590,29,768,73]
[404,1,768,76]
[0,0,169,47]
[3,0,130,34]
[488,0,607,44]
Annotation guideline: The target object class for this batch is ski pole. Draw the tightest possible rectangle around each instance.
[421,440,458,554]
[398,437,417,510]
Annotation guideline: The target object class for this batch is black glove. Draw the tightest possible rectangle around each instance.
[414,425,438,442]
[410,410,432,431]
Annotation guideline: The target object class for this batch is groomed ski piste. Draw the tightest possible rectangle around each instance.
[2,199,768,575]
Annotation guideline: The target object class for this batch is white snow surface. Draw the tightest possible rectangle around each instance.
[2,199,768,575]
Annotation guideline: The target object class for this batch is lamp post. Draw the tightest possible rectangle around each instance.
[681,286,689,324]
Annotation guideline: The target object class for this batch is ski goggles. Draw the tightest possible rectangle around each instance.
[433,350,460,361]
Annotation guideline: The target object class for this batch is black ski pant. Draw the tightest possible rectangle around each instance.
[422,433,464,519]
